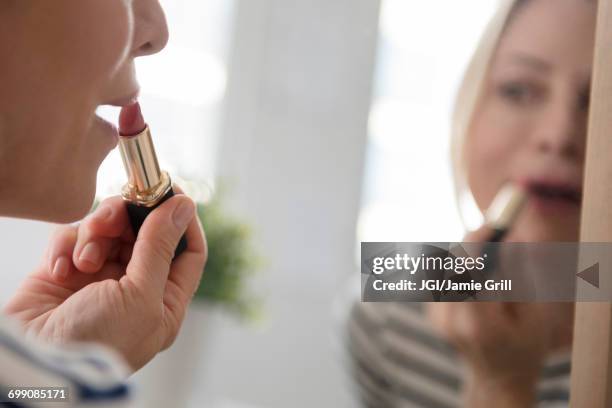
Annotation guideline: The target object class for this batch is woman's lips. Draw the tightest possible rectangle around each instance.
[519,177,582,214]
[529,193,580,215]
[104,90,140,108]
[94,90,141,146]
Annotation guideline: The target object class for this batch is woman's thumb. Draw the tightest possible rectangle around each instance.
[126,195,195,296]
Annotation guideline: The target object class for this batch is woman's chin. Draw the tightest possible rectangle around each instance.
[59,191,97,223]
[511,214,580,242]
[53,202,95,224]
[36,182,98,224]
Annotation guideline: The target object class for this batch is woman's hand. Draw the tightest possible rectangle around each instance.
[426,226,573,407]
[3,191,207,372]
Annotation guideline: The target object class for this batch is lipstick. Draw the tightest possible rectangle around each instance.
[465,183,528,286]
[118,102,187,258]
[484,183,528,242]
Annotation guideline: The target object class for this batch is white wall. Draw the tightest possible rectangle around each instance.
[196,0,381,406]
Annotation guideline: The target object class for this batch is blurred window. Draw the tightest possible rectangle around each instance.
[358,0,498,241]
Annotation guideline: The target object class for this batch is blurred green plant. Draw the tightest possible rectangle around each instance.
[194,196,263,322]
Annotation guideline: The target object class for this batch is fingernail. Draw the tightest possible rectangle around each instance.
[173,200,194,229]
[53,256,70,281]
[91,205,112,222]
[79,242,101,265]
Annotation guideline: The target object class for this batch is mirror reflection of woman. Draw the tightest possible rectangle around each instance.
[348,0,594,406]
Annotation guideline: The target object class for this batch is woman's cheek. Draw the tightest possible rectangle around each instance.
[70,0,134,88]
[466,104,520,211]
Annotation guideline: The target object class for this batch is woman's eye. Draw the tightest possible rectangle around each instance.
[497,81,542,106]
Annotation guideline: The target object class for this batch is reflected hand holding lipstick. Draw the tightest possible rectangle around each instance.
[442,184,527,297]
[477,183,528,277]
[118,101,188,258]
[484,183,528,242]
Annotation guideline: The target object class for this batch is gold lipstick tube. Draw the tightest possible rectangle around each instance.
[485,183,528,231]
[118,126,188,258]
[118,126,171,206]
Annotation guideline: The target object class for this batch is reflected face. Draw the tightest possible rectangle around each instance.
[466,0,596,241]
[0,0,168,223]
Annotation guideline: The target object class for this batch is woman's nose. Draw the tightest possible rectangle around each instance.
[131,0,169,58]
[532,98,584,160]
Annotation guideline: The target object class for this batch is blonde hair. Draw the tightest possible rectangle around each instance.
[450,0,525,227]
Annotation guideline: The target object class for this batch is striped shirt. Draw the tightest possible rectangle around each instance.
[0,315,132,407]
[347,302,571,408]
